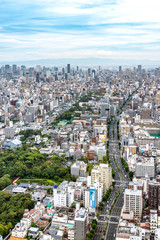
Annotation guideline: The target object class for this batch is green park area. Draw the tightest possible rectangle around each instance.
[0,192,34,237]
[0,146,75,189]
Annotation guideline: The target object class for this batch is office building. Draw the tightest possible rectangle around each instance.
[137,65,142,73]
[12,65,17,74]
[89,187,96,212]
[36,73,40,83]
[67,64,70,74]
[135,158,155,178]
[26,72,29,83]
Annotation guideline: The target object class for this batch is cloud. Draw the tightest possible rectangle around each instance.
[0,0,160,62]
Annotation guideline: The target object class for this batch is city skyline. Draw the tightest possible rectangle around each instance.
[1,0,160,63]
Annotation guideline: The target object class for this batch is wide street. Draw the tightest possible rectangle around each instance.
[93,116,129,240]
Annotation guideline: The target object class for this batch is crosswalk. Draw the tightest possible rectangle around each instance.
[115,180,129,183]
[100,214,120,218]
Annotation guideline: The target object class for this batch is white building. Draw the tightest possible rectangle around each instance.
[155,228,160,240]
[84,188,89,209]
[150,210,158,234]
[71,161,87,177]
[53,188,68,207]
[83,182,102,212]
[53,183,75,208]
[123,189,143,219]
[135,158,155,178]
[12,222,28,238]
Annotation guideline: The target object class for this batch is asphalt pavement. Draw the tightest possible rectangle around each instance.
[105,119,129,240]
[93,117,130,240]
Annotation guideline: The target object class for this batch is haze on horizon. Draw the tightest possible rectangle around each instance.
[1,0,160,63]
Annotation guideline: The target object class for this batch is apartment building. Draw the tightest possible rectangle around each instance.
[74,208,88,240]
[123,189,143,219]
[148,180,160,210]
[91,163,112,193]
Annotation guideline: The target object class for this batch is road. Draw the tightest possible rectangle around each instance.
[105,119,129,240]
[93,116,129,240]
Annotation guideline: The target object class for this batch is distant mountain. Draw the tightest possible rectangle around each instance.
[0,58,159,67]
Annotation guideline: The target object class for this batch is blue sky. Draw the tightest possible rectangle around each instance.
[1,0,160,62]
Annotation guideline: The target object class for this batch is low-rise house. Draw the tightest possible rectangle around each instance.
[32,191,46,201]
[28,227,39,238]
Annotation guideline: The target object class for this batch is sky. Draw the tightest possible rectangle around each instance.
[1,0,160,62]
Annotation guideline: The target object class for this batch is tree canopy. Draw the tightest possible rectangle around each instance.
[0,147,73,184]
[0,192,34,237]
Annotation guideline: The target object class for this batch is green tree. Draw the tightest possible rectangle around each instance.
[87,163,93,175]
[112,169,115,178]
[129,171,134,181]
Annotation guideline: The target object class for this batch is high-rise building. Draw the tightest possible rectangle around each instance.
[92,69,96,77]
[67,64,70,74]
[36,73,40,83]
[137,65,142,73]
[62,68,65,75]
[124,189,143,219]
[28,67,34,76]
[141,108,151,119]
[119,66,122,73]
[148,179,160,210]
[74,208,88,240]
[12,65,17,74]
[25,72,29,83]
[84,182,102,212]
[84,188,89,209]
[91,163,112,193]
[89,187,96,212]
[5,65,11,73]
[21,65,26,71]
[65,73,68,80]
[88,68,91,77]
[156,91,160,105]
[54,67,58,72]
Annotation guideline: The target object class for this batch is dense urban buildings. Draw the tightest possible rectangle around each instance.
[0,64,160,240]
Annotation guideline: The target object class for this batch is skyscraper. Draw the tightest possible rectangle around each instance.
[137,65,142,73]
[119,66,122,73]
[67,64,70,74]
[25,72,29,83]
[5,65,10,73]
[36,73,40,83]
[12,65,17,74]
[62,68,65,75]
[88,68,91,77]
